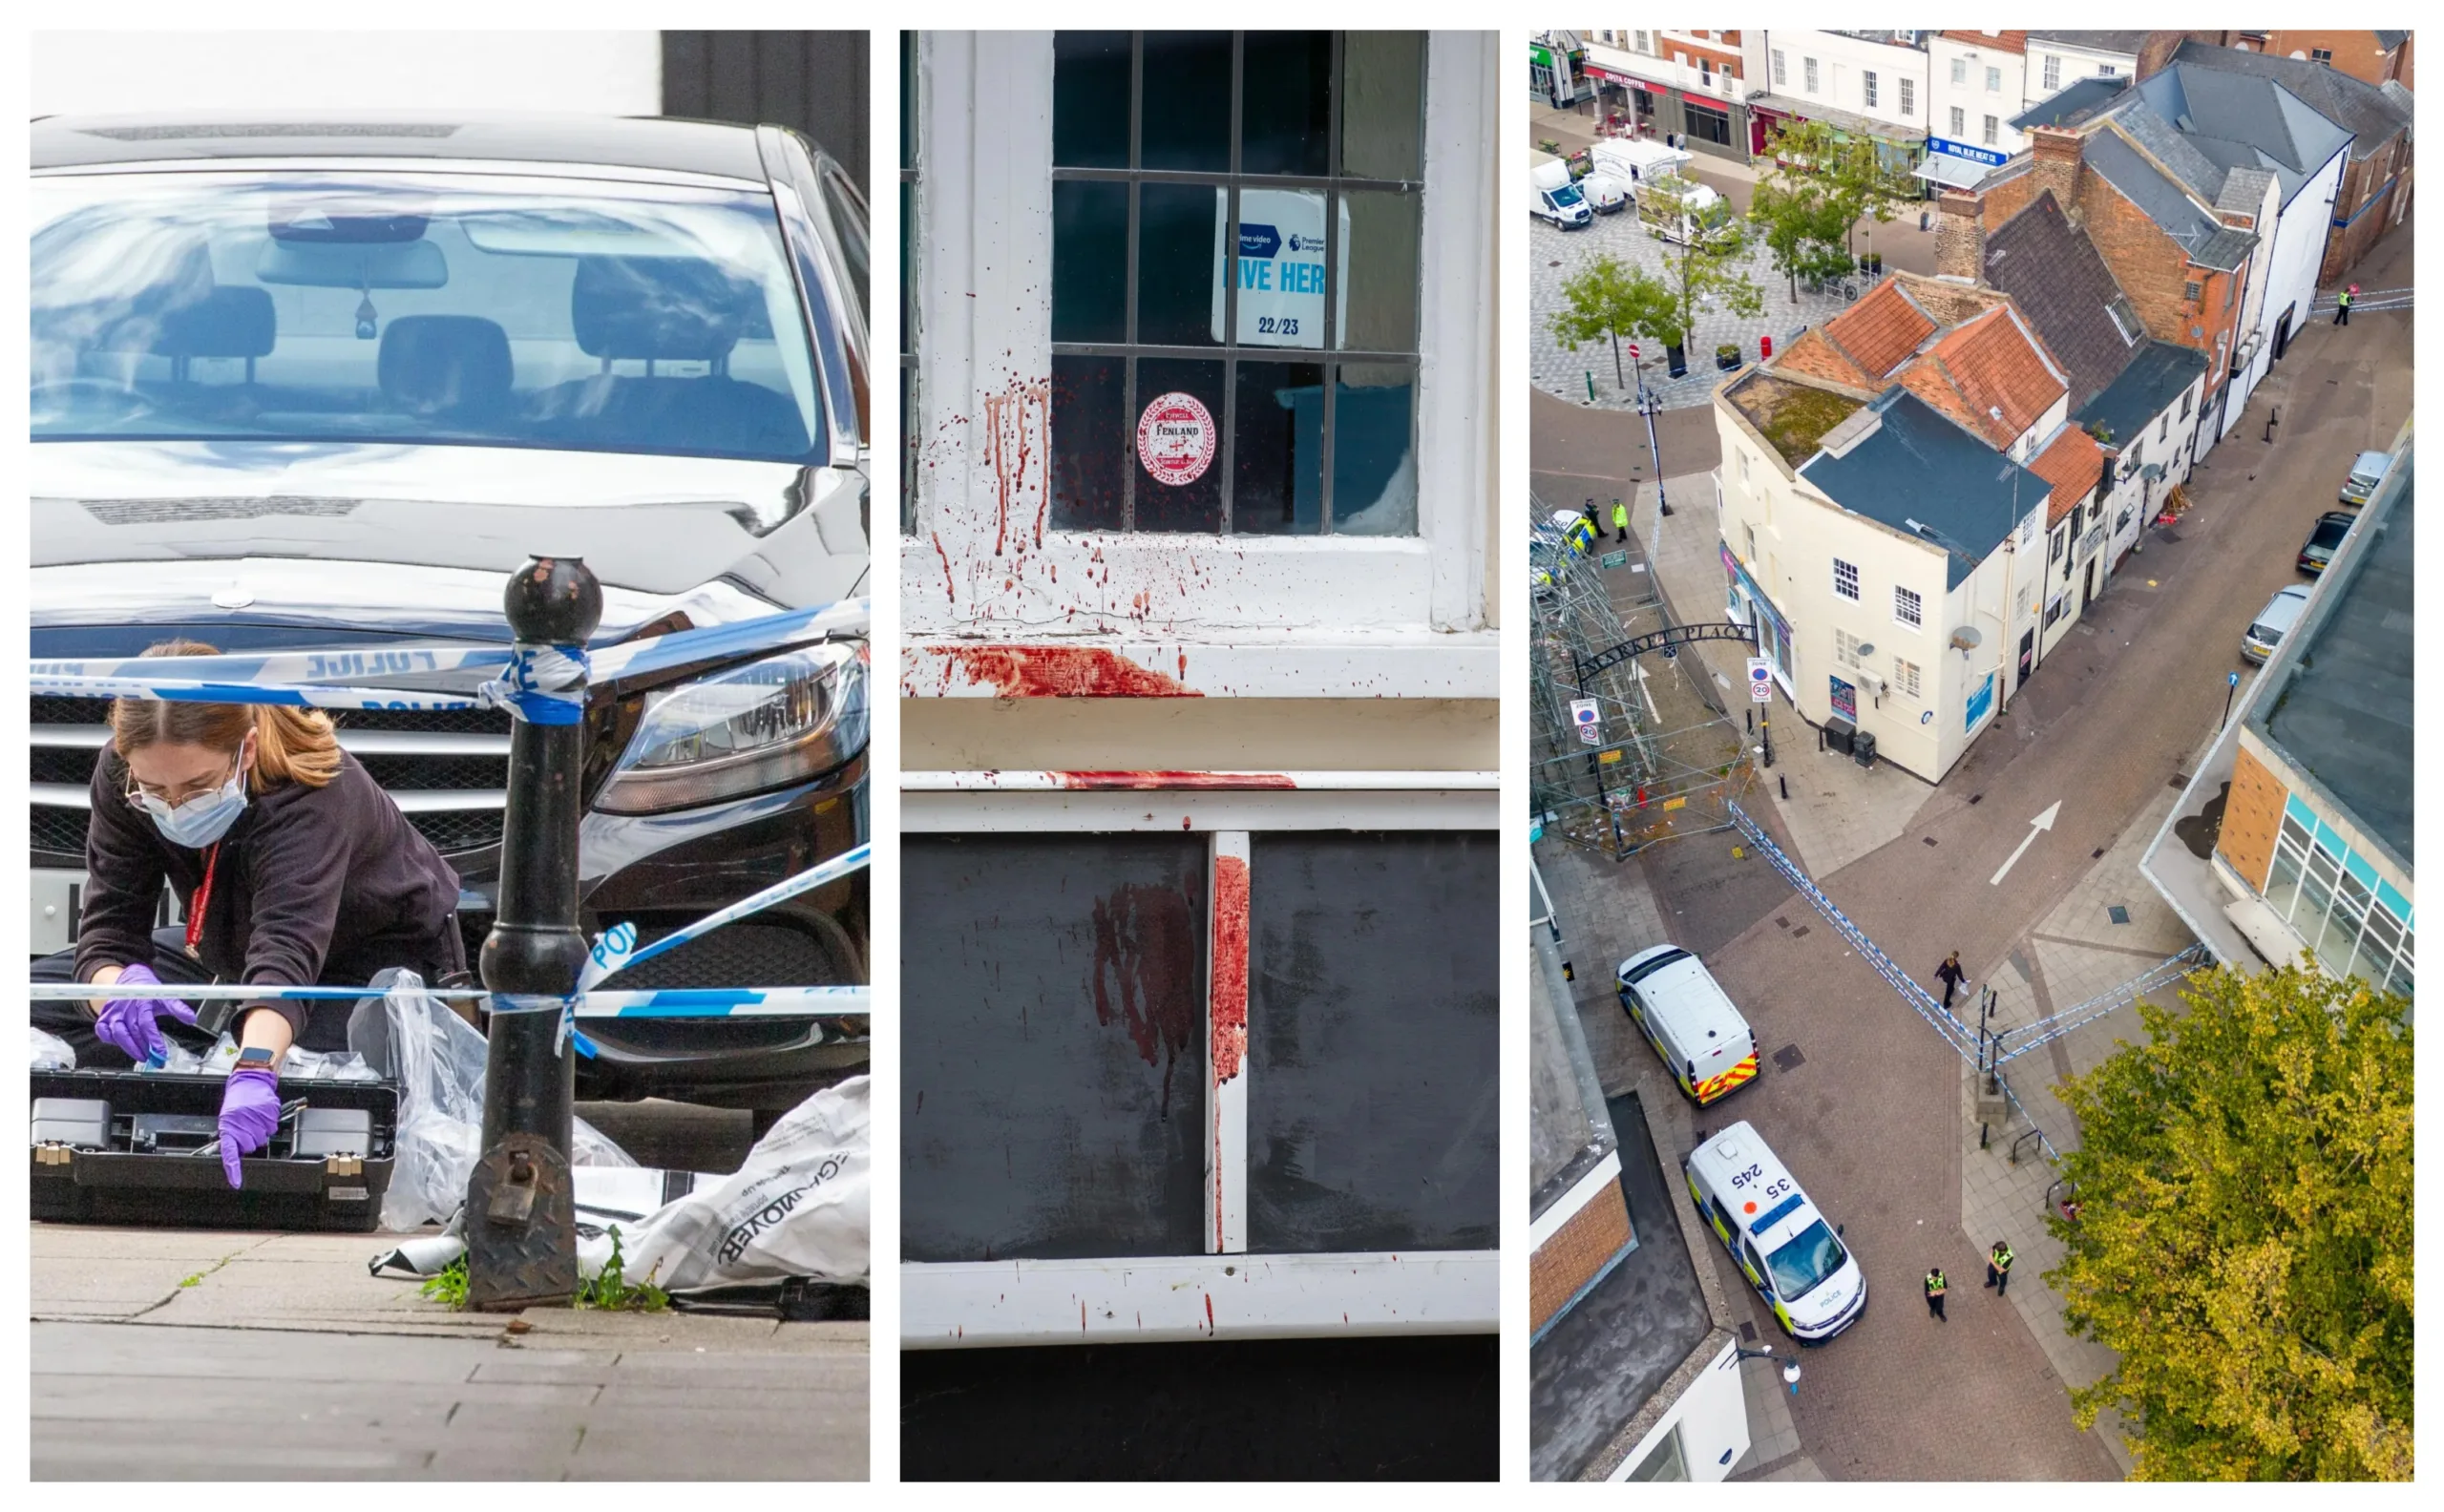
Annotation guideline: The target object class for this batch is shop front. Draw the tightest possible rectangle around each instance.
[1913,136,2007,197]
[1720,542,1794,700]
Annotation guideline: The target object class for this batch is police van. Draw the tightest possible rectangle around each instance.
[1685,1123,1866,1343]
[1616,945,1759,1106]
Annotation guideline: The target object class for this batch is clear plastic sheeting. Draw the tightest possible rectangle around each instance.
[614,1075,869,1292]
[352,972,635,1232]
[31,1026,75,1071]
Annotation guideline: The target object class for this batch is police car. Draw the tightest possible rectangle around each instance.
[1685,1122,1867,1343]
[1616,945,1759,1106]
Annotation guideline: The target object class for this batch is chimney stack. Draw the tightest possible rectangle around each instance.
[1934,188,1986,281]
[2028,126,2086,220]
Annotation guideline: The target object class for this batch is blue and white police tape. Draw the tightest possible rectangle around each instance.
[474,642,588,724]
[30,980,868,1018]
[579,843,872,991]
[28,598,870,711]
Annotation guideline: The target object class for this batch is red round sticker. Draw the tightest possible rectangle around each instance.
[1136,391,1216,487]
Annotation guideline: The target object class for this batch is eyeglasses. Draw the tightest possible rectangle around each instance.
[124,749,244,810]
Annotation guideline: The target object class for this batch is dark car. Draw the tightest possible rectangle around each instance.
[31,113,872,1118]
[2297,511,2354,575]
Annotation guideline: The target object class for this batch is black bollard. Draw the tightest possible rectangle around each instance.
[466,556,602,1312]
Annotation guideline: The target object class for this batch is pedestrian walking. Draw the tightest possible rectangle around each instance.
[1611,497,1630,542]
[1924,1267,1948,1322]
[1934,950,1965,1010]
[1986,1239,2015,1297]
[2336,284,2354,326]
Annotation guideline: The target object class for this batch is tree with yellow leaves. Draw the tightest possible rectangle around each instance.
[2051,963,2412,1480]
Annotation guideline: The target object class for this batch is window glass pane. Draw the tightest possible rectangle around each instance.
[900,32,916,172]
[1053,31,1132,168]
[901,834,1210,1262]
[1141,31,1232,171]
[1049,353,1127,531]
[2296,861,2339,966]
[1233,186,1328,348]
[1248,832,1498,1252]
[1628,1421,1689,1481]
[1331,362,1416,536]
[1131,356,1226,532]
[1242,31,1333,177]
[1136,182,1221,346]
[1338,190,1420,352]
[1233,360,1325,536]
[898,178,914,357]
[2265,840,2306,918]
[1340,32,1426,179]
[1051,180,1128,343]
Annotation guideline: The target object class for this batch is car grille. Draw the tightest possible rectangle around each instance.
[29,697,513,859]
[615,918,853,990]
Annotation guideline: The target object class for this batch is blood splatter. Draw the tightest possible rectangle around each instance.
[1052,771,1296,790]
[930,533,956,604]
[1087,883,1201,1119]
[941,645,1202,697]
[1209,853,1250,1086]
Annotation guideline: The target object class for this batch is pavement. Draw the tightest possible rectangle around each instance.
[31,1098,869,1480]
[1529,222,2412,1479]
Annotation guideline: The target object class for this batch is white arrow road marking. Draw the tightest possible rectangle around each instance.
[1626,661,1662,724]
[1991,801,2063,886]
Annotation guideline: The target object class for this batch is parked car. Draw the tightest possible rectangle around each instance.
[2297,511,2355,575]
[2339,450,2390,507]
[1528,153,1591,227]
[2242,584,2313,664]
[1616,945,1759,1106]
[31,113,874,1120]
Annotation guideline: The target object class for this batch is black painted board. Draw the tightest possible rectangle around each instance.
[1248,831,1500,1252]
[902,834,1209,1262]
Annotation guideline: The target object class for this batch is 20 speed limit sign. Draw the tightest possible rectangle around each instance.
[1747,657,1773,703]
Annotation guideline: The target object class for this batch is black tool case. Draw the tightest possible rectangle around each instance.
[31,1069,400,1233]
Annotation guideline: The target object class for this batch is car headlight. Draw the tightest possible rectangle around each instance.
[595,641,867,814]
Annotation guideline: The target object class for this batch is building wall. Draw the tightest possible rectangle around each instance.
[1762,30,1930,142]
[30,30,661,116]
[1928,32,2028,156]
[2094,372,2204,571]
[2023,38,2141,109]
[1714,406,2030,782]
[2323,131,2414,283]
[2230,31,2412,89]
[2218,740,2288,892]
[1606,1340,1752,1483]
[1583,31,1753,161]
[2250,147,2348,388]
[2071,164,2246,420]
[1530,1170,1633,1334]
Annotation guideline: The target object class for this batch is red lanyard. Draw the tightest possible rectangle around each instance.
[185,842,221,956]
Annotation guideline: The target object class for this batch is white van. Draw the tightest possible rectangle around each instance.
[1591,137,1694,192]
[1616,945,1759,1106]
[1638,175,1737,246]
[1580,171,1631,215]
[1529,154,1591,228]
[1685,1122,1868,1343]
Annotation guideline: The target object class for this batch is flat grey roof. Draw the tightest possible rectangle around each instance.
[2012,75,2129,130]
[1529,1089,1711,1480]
[2075,340,2207,448]
[1801,388,2047,590]
[2253,452,2414,869]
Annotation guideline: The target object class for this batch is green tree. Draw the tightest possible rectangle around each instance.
[2049,964,2412,1480]
[1747,171,1855,303]
[1760,118,1914,262]
[1636,173,1763,354]
[1546,254,1676,391]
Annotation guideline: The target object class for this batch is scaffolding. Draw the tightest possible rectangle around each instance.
[1530,492,1759,860]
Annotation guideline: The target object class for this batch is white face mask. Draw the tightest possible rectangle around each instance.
[135,744,251,849]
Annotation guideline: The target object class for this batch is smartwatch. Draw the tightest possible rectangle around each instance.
[235,1045,279,1074]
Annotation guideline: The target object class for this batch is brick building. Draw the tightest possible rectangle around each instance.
[1743,30,1930,171]
[2211,30,2412,91]
[1579,29,1755,161]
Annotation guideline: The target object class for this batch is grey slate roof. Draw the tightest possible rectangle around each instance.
[2074,340,2207,448]
[2216,166,2278,217]
[2375,31,2409,53]
[2253,452,2414,871]
[2136,63,2355,205]
[2168,40,2411,162]
[1982,191,2136,409]
[2025,32,2153,56]
[2084,129,2257,269]
[2116,95,2244,201]
[2012,75,2129,130]
[1801,388,2049,591]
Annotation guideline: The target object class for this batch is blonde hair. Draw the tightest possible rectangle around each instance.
[108,640,342,791]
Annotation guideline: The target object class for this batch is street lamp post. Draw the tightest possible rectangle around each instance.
[1735,1344,1802,1395]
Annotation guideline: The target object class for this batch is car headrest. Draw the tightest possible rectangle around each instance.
[377,315,514,414]
[151,286,277,360]
[571,256,751,362]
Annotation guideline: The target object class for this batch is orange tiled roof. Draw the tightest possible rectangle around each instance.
[2029,425,2107,526]
[1922,306,2066,448]
[1941,30,2029,53]
[1773,327,1873,388]
[1819,279,1938,382]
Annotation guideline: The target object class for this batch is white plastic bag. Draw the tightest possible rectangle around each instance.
[351,972,634,1231]
[610,1076,868,1292]
[31,1027,76,1071]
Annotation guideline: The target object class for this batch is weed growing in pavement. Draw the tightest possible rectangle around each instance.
[420,1254,470,1310]
[573,1228,669,1312]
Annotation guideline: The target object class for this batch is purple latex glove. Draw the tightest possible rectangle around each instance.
[93,962,200,1063]
[220,1067,283,1188]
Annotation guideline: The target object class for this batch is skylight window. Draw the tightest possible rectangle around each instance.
[2105,295,2142,345]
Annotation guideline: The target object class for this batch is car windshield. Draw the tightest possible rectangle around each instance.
[1552,182,1585,206]
[1763,1219,1847,1302]
[32,171,824,465]
[2311,519,2349,548]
